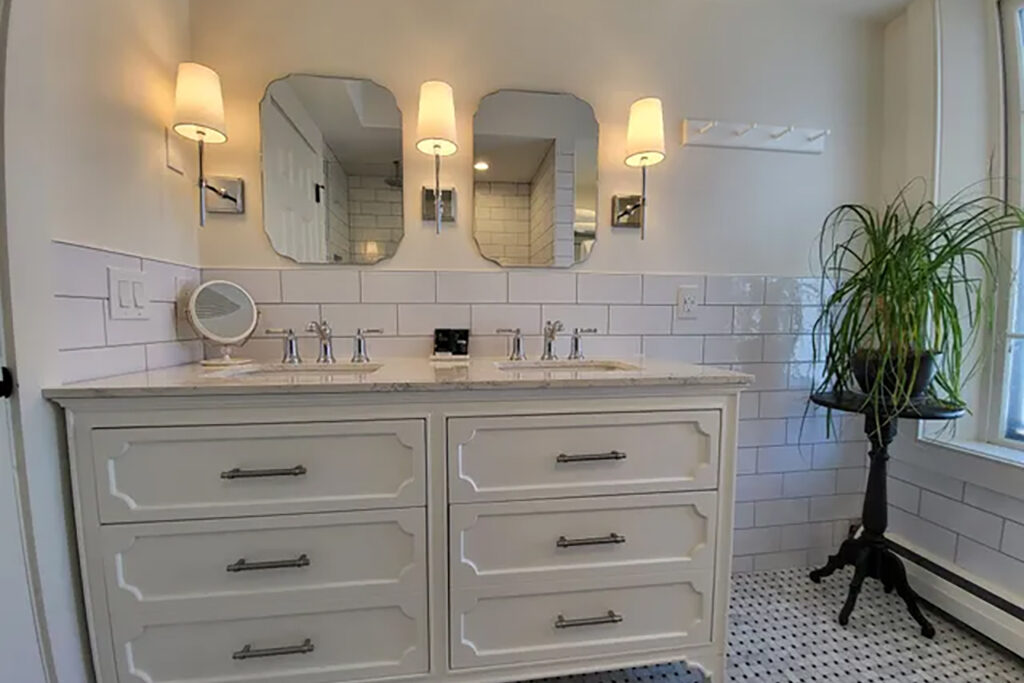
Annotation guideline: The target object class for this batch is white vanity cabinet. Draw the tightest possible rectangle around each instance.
[47,361,748,683]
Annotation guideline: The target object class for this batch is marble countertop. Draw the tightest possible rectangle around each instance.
[43,357,753,400]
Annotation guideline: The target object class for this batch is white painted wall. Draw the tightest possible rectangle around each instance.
[190,0,885,275]
[3,0,194,679]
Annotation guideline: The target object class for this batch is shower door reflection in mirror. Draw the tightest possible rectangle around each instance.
[473,91,598,267]
[260,75,403,264]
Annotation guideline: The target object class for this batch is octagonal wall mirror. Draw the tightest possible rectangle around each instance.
[260,75,403,264]
[472,90,598,267]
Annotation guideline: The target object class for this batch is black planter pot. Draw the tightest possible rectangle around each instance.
[851,350,940,399]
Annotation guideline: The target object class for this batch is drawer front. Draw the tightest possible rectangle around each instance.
[449,411,720,502]
[450,574,713,669]
[113,601,428,683]
[101,509,425,617]
[450,493,717,590]
[92,420,425,522]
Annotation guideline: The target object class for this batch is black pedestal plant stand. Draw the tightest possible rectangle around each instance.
[807,392,964,638]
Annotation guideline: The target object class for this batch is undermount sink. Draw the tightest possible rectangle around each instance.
[494,359,641,372]
[222,362,383,376]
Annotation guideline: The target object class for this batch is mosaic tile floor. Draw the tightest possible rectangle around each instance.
[534,567,1024,683]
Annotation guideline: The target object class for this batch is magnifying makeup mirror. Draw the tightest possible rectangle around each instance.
[186,280,259,366]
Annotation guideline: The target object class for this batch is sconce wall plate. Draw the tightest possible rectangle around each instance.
[206,176,245,214]
[611,195,643,228]
[422,188,456,223]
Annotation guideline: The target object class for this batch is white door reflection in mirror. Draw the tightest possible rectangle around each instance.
[473,91,598,267]
[260,76,403,265]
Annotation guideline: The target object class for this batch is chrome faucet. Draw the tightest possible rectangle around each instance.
[307,320,336,364]
[351,328,383,363]
[497,328,527,361]
[541,320,564,361]
[568,327,598,361]
[266,328,301,364]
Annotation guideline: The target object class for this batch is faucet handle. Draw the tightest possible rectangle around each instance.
[351,329,382,364]
[265,328,301,364]
[356,328,384,336]
[266,327,295,337]
[573,327,599,336]
[497,328,526,361]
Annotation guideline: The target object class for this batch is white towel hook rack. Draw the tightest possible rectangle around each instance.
[697,120,717,134]
[681,118,829,155]
[771,125,794,140]
[807,129,831,142]
[735,123,757,137]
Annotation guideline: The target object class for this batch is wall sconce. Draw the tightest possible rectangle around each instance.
[416,80,458,234]
[173,62,240,226]
[612,97,666,240]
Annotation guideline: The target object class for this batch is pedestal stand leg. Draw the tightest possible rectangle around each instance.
[808,415,935,638]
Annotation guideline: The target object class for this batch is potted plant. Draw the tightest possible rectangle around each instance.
[812,184,1024,423]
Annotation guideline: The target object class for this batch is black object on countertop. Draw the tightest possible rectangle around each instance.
[434,328,470,356]
[808,391,965,639]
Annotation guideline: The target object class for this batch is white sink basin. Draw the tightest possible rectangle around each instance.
[223,362,383,377]
[494,359,641,372]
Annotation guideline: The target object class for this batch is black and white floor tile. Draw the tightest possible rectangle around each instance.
[532,567,1024,683]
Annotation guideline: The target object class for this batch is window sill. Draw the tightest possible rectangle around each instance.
[903,431,1024,499]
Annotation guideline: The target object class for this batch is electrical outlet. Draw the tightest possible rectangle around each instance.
[676,284,700,319]
[108,267,149,320]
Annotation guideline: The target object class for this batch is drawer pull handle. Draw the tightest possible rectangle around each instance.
[555,610,623,629]
[220,465,307,480]
[232,638,315,660]
[556,533,626,548]
[226,554,311,573]
[555,450,626,464]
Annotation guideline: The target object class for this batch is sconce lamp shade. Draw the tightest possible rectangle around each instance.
[416,80,457,156]
[173,62,227,144]
[624,97,665,167]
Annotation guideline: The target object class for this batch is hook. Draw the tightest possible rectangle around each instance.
[807,129,831,142]
[697,120,717,134]
[771,125,795,140]
[735,123,757,137]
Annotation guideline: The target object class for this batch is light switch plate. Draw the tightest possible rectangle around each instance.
[676,284,700,319]
[108,267,149,320]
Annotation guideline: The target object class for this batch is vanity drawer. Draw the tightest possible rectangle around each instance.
[111,600,429,683]
[448,410,720,502]
[450,573,713,669]
[90,419,425,522]
[450,492,717,590]
[101,509,425,618]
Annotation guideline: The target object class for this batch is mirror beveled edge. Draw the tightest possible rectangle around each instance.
[259,73,405,267]
[471,89,599,269]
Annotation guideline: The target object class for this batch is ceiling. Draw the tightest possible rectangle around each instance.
[473,135,555,183]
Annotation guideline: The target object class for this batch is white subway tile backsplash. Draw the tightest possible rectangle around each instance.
[835,467,867,494]
[732,556,754,574]
[705,276,766,305]
[963,484,1024,525]
[737,448,758,474]
[203,269,281,303]
[672,305,734,335]
[642,274,705,305]
[755,551,809,571]
[736,474,784,502]
[704,335,762,363]
[642,336,703,362]
[437,272,507,303]
[471,305,541,335]
[577,335,642,358]
[143,259,200,303]
[281,269,360,303]
[735,502,755,528]
[733,307,793,334]
[508,271,576,303]
[361,271,435,303]
[61,345,147,383]
[888,477,921,513]
[809,494,862,521]
[739,392,760,420]
[54,242,141,298]
[609,305,672,334]
[889,459,965,500]
[365,336,434,358]
[56,297,106,350]
[780,523,833,551]
[787,362,825,389]
[397,304,470,336]
[757,446,812,473]
[919,491,1003,549]
[955,537,1024,596]
[738,419,788,448]
[888,506,958,562]
[787,417,836,445]
[765,277,823,305]
[755,499,809,526]
[145,340,203,369]
[731,363,789,391]
[733,526,782,555]
[783,470,837,497]
[1001,521,1024,561]
[320,304,398,336]
[790,306,821,333]
[577,273,642,304]
[254,304,321,337]
[812,442,867,470]
[758,390,815,419]
[763,335,814,362]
